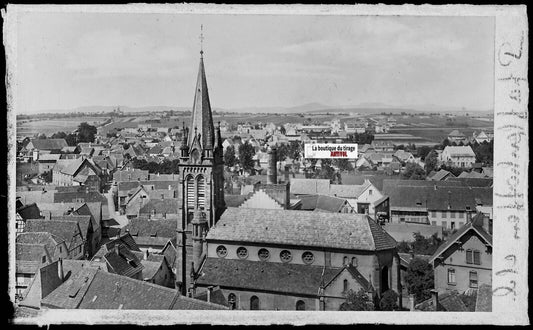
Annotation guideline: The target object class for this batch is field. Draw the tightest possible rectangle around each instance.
[389,128,493,143]
[17,116,111,139]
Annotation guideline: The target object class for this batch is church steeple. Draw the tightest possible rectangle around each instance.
[188,27,214,151]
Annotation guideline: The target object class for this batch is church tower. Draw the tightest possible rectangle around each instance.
[177,28,226,295]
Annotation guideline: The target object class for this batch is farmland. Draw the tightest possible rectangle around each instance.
[17,116,111,139]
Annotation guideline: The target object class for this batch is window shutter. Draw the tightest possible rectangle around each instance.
[197,176,206,209]
[473,250,481,265]
[466,249,473,264]
[186,176,195,209]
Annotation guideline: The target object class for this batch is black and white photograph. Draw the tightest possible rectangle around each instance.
[4,4,528,325]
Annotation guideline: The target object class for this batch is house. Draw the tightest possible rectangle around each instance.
[15,233,69,297]
[134,250,175,288]
[122,218,178,252]
[371,141,394,152]
[52,158,103,192]
[429,213,492,296]
[440,146,476,168]
[99,244,145,280]
[393,150,416,164]
[473,131,491,144]
[37,154,62,174]
[193,209,400,311]
[24,219,86,260]
[16,202,41,236]
[23,139,68,161]
[447,130,467,143]
[427,169,455,181]
[27,259,227,310]
[295,195,355,213]
[138,198,180,219]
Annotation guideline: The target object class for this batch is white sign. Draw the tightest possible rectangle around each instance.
[304,143,358,159]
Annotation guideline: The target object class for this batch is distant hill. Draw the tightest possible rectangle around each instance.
[28,103,493,116]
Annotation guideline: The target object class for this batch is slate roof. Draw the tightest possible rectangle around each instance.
[429,213,492,263]
[197,257,340,296]
[209,208,397,251]
[29,139,68,150]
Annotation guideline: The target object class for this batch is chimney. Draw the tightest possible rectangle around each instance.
[267,146,277,185]
[58,257,65,282]
[143,249,149,260]
[409,294,415,311]
[161,194,164,200]
[207,286,213,303]
[430,289,439,311]
[284,165,290,183]
[114,244,120,255]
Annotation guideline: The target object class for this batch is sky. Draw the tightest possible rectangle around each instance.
[15,12,495,113]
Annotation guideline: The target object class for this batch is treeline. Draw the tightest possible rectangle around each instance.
[35,122,98,146]
[130,158,180,174]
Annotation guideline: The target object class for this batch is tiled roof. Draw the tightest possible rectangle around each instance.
[298,195,350,212]
[195,287,229,307]
[415,291,468,311]
[118,180,179,193]
[123,218,177,238]
[475,284,492,312]
[16,243,47,262]
[16,190,55,204]
[140,260,162,280]
[29,138,68,150]
[208,208,397,251]
[428,169,454,181]
[93,233,141,259]
[290,179,331,195]
[25,219,81,249]
[443,146,475,157]
[41,267,99,309]
[16,203,41,220]
[448,130,465,137]
[16,232,63,254]
[103,244,144,277]
[382,180,492,211]
[139,198,180,215]
[224,194,249,208]
[51,215,93,238]
[16,259,41,274]
[329,182,370,198]
[197,257,339,296]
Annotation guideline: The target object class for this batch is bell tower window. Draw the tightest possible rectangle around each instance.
[197,176,206,209]
[186,176,195,210]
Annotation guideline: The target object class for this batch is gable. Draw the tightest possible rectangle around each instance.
[238,190,284,210]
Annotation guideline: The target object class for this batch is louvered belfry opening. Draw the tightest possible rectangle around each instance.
[196,175,206,210]
[186,176,195,211]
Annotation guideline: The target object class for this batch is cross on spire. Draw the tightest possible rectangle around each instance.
[199,24,204,56]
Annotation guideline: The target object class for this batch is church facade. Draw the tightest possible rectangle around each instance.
[177,46,401,310]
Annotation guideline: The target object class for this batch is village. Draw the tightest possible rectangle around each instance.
[14,90,494,313]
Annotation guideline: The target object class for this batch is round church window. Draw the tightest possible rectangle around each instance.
[237,247,248,259]
[302,251,314,265]
[216,245,227,258]
[258,248,270,261]
[280,250,292,263]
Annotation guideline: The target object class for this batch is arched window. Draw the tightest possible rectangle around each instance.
[343,256,348,266]
[228,293,237,310]
[186,176,195,210]
[296,300,306,311]
[250,296,260,310]
[351,257,358,267]
[196,175,206,209]
[343,279,349,292]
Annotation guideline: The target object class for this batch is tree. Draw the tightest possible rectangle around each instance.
[417,146,432,160]
[37,133,47,139]
[405,258,434,304]
[411,232,443,255]
[339,289,374,311]
[238,141,256,172]
[51,131,67,139]
[224,145,237,167]
[77,122,97,143]
[65,133,77,146]
[287,141,302,161]
[315,159,338,183]
[276,143,289,162]
[379,290,399,311]
[335,159,354,172]
[402,163,426,180]
[424,150,438,174]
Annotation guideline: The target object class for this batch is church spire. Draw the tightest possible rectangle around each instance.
[188,25,214,150]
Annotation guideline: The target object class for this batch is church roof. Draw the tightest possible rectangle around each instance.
[208,208,397,251]
[197,257,339,296]
[188,54,214,150]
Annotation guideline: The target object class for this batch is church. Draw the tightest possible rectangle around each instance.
[176,41,401,311]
